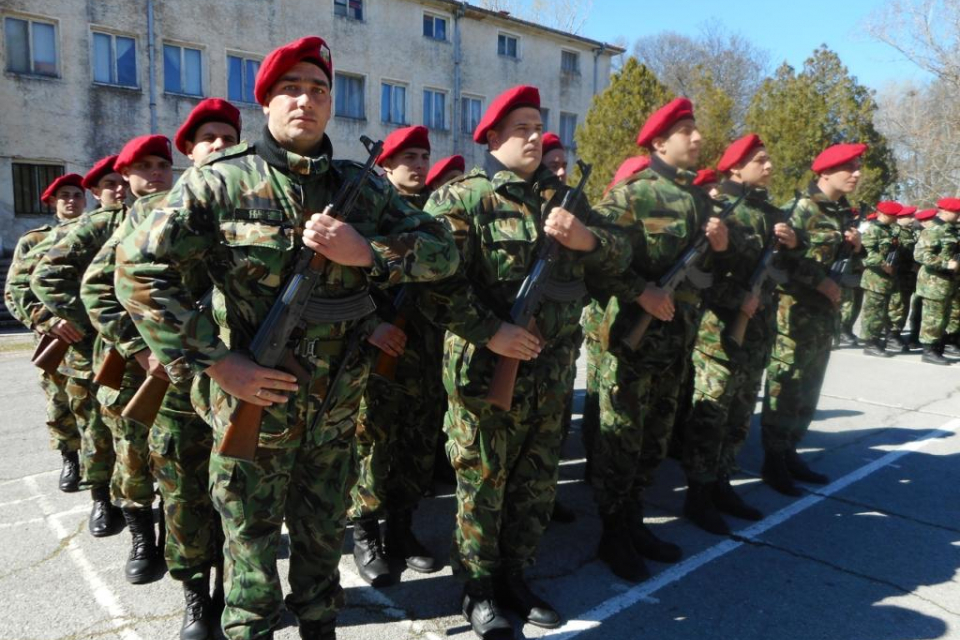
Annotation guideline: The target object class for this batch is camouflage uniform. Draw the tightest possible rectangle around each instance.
[858,220,899,342]
[914,218,960,346]
[579,300,604,475]
[114,134,458,638]
[761,185,854,453]
[416,158,629,584]
[889,223,919,334]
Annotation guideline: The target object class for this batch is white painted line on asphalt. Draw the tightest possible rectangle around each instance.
[820,392,960,418]
[0,493,41,508]
[0,516,43,529]
[24,476,145,640]
[543,418,960,639]
[0,468,58,488]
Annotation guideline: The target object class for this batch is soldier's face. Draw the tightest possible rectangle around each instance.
[382,148,430,195]
[653,119,701,170]
[820,161,861,196]
[488,107,543,179]
[53,186,85,219]
[543,148,568,184]
[939,210,959,223]
[186,121,240,166]
[92,172,126,206]
[877,213,896,225]
[264,62,332,154]
[122,155,173,198]
[897,217,914,227]
[733,147,773,187]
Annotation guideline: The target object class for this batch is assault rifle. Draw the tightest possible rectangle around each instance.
[828,203,865,289]
[94,347,126,390]
[32,334,70,375]
[370,288,408,381]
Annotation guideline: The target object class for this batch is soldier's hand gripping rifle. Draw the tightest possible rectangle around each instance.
[622,191,746,351]
[371,287,408,381]
[728,190,802,346]
[828,204,865,289]
[217,135,384,461]
[485,160,592,412]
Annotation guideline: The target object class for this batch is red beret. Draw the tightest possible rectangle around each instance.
[875,201,903,216]
[636,97,695,148]
[542,132,564,155]
[115,135,172,172]
[254,36,333,106]
[376,126,430,166]
[936,197,960,212]
[916,208,938,221]
[811,143,867,174]
[717,134,765,172]
[898,205,917,217]
[425,155,465,189]
[81,155,119,189]
[693,168,718,187]
[867,212,878,220]
[41,174,84,203]
[604,156,651,196]
[473,85,540,144]
[174,98,242,154]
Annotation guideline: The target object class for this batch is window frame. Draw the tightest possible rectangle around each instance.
[422,12,448,42]
[334,0,364,21]
[90,28,138,88]
[497,31,520,60]
[561,49,581,75]
[226,51,261,104]
[3,14,59,78]
[380,79,408,126]
[162,41,204,97]
[423,87,448,131]
[334,71,366,120]
[460,94,483,135]
[559,111,578,150]
[12,162,65,216]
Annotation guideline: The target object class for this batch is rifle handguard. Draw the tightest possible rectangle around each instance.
[218,401,264,461]
[121,370,171,427]
[622,313,653,351]
[33,336,70,375]
[372,315,408,381]
[485,318,540,412]
[94,348,127,390]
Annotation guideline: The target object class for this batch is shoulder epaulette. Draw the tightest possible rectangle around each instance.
[203,140,253,166]
[24,224,53,235]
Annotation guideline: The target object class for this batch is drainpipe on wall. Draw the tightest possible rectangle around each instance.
[592,43,606,96]
[147,0,158,134]
[452,3,465,154]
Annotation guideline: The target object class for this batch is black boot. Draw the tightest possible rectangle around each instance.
[550,500,577,524]
[862,339,891,358]
[59,450,80,492]
[625,504,682,563]
[462,580,514,640]
[683,482,730,535]
[352,519,391,586]
[713,474,763,521]
[180,574,213,640]
[122,507,162,584]
[384,510,438,573]
[598,514,649,583]
[298,617,337,640]
[785,450,829,485]
[943,336,960,356]
[496,568,561,629]
[888,330,905,349]
[211,558,225,623]
[838,330,859,347]
[761,451,802,497]
[922,345,952,365]
[88,486,123,537]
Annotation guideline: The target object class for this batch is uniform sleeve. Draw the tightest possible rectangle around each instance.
[861,226,888,268]
[4,233,42,327]
[914,226,954,271]
[588,181,650,302]
[782,200,835,290]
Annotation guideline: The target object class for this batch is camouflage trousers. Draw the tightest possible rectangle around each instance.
[888,281,915,332]
[99,384,155,509]
[444,338,574,581]
[149,385,220,583]
[66,374,114,489]
[580,302,604,474]
[839,287,863,334]
[947,290,960,337]
[919,295,956,346]
[860,289,893,341]
[38,369,80,452]
[761,294,834,453]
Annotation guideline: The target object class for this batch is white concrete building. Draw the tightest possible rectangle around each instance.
[0,0,621,253]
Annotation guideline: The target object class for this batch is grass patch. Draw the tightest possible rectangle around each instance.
[0,337,35,355]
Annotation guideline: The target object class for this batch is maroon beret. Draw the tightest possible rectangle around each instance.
[115,135,172,172]
[174,98,242,154]
[81,155,119,190]
[875,201,903,216]
[376,126,431,166]
[897,205,917,217]
[717,134,765,172]
[693,168,718,187]
[936,197,960,212]
[254,36,333,106]
[636,97,695,148]
[542,132,563,155]
[867,212,878,221]
[426,155,466,189]
[473,85,540,144]
[811,143,868,174]
[604,156,651,196]
[41,174,84,203]
[916,208,938,220]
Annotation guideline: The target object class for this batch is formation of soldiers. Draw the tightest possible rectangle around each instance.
[5,34,960,640]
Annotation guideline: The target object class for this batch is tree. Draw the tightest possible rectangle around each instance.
[572,57,671,204]
[687,70,736,169]
[475,0,594,34]
[867,0,960,89]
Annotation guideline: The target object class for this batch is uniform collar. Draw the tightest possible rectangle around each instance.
[257,125,333,176]
[650,154,697,186]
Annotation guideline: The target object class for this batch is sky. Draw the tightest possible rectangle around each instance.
[577,0,934,92]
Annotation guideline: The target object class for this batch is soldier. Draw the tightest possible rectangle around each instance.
[425,154,466,191]
[541,132,568,185]
[890,207,921,351]
[681,134,799,534]
[859,201,904,357]
[417,85,629,639]
[837,207,867,348]
[914,198,960,365]
[114,36,458,640]
[4,174,86,492]
[349,125,445,586]
[760,143,865,495]
[590,98,734,582]
[693,168,720,199]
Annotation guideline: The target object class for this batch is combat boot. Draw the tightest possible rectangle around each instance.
[683,482,731,535]
[88,486,123,537]
[713,474,763,521]
[180,574,213,640]
[785,450,829,485]
[298,617,337,640]
[838,330,859,347]
[211,558,225,623]
[122,507,162,584]
[462,580,514,640]
[862,339,891,358]
[887,330,905,350]
[496,568,561,629]
[384,510,438,573]
[943,335,960,356]
[761,451,802,497]
[921,345,951,365]
[352,518,391,586]
[598,513,649,583]
[625,503,682,563]
[59,450,80,492]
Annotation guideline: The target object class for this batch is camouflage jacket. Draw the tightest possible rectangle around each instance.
[4,222,56,327]
[915,218,960,301]
[114,131,458,385]
[860,220,899,295]
[895,223,919,284]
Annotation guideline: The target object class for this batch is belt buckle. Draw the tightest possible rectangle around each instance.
[299,338,318,359]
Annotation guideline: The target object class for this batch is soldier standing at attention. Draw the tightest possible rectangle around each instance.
[913,198,960,365]
[859,201,904,358]
[890,207,921,351]
[425,155,466,191]
[760,143,865,495]
[417,85,630,639]
[114,36,458,640]
[541,132,568,185]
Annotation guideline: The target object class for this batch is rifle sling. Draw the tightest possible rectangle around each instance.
[301,291,376,325]
[541,277,588,303]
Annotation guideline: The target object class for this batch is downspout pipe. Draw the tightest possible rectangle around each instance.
[147,0,158,133]
[452,3,465,153]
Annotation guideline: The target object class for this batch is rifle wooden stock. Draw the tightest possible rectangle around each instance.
[728,310,750,347]
[485,319,539,412]
[32,334,54,361]
[94,347,126,390]
[121,368,170,427]
[32,336,70,374]
[218,401,265,461]
[622,313,654,351]
[372,314,408,381]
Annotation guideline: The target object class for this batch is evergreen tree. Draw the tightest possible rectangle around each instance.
[687,68,736,169]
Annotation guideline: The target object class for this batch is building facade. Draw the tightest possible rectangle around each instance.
[0,0,621,253]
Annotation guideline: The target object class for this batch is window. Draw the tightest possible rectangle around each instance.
[540,107,550,132]
[423,89,447,130]
[423,14,447,41]
[335,73,365,119]
[12,163,63,216]
[163,43,202,96]
[381,82,406,125]
[92,32,137,87]
[498,33,518,59]
[4,17,57,76]
[561,50,580,74]
[559,112,577,149]
[227,54,260,104]
[334,0,363,20]
[460,96,482,135]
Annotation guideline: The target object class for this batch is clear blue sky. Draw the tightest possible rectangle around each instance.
[579,0,932,91]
